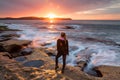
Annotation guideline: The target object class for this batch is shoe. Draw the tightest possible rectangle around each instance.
[55,66,59,72]
[61,70,64,74]
[55,66,59,70]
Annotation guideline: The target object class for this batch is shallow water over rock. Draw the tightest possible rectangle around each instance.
[78,59,102,77]
[23,60,44,68]
[14,56,27,62]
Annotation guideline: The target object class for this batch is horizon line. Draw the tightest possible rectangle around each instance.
[0,16,120,21]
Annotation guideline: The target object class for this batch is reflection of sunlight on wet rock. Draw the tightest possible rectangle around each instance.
[30,37,41,47]
[31,41,40,48]
[41,42,52,46]
[14,73,25,80]
[44,69,57,75]
[30,69,58,80]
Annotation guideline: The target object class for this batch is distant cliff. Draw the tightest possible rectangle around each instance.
[0,17,72,20]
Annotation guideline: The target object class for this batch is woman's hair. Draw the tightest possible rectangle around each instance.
[61,32,67,43]
[61,32,66,37]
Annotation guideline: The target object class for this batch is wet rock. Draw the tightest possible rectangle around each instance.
[0,26,9,31]
[0,39,31,46]
[41,42,52,46]
[76,47,97,62]
[37,26,47,29]
[76,61,86,68]
[63,26,75,29]
[84,67,102,77]
[95,65,120,79]
[0,44,5,52]
[0,25,20,31]
[5,44,22,53]
[84,37,120,46]
[45,51,56,56]
[82,62,102,77]
[45,51,55,56]
[0,37,11,42]
[0,39,31,52]
[44,48,56,56]
[93,68,103,77]
[76,48,102,77]
[0,40,31,58]
[23,60,44,68]
[1,34,20,38]
[0,31,18,37]
[69,46,79,52]
[20,48,33,55]
[10,53,22,58]
[14,56,27,62]
[0,52,12,59]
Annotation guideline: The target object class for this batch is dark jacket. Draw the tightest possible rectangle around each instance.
[57,39,69,55]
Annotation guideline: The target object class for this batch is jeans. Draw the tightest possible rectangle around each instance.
[55,52,67,72]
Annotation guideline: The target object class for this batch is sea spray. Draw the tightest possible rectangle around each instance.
[83,45,118,76]
[66,42,84,66]
[88,46,118,66]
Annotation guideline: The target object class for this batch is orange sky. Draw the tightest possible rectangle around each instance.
[0,0,120,20]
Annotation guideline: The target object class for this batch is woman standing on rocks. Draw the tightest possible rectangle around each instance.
[55,32,69,73]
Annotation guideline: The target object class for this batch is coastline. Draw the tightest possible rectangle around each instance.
[0,25,120,80]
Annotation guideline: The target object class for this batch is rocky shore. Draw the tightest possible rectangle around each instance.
[0,25,120,80]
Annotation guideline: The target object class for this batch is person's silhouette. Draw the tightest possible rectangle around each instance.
[55,32,69,73]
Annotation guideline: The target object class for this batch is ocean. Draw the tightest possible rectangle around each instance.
[0,20,120,68]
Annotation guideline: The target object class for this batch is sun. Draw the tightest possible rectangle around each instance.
[47,13,57,19]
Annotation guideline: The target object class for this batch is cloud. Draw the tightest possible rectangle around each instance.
[0,0,119,17]
[75,2,120,15]
[0,0,45,12]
